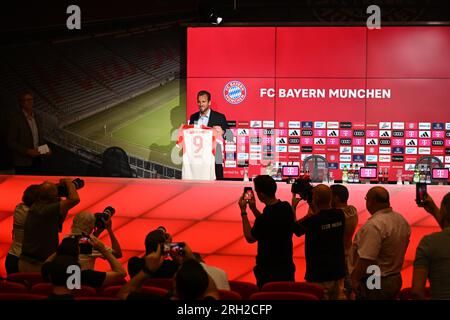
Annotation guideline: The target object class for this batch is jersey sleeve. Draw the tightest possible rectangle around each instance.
[176,125,184,147]
[211,127,224,156]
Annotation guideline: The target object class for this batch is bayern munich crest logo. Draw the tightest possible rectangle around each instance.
[223,80,246,105]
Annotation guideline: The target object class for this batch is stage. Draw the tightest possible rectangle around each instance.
[0,175,448,287]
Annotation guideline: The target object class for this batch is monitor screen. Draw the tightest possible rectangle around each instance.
[282,165,299,177]
[359,167,378,179]
[432,168,449,179]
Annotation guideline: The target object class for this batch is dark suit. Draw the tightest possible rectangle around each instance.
[189,109,231,180]
[7,111,44,174]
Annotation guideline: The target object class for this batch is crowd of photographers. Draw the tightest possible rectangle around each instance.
[4,176,450,300]
[239,175,450,300]
[5,178,230,300]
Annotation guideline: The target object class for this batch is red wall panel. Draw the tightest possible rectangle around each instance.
[367,27,450,78]
[276,27,367,78]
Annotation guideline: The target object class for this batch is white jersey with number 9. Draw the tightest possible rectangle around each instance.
[177,124,222,180]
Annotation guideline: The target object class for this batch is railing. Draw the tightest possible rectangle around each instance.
[38,110,181,179]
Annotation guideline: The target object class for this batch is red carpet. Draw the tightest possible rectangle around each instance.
[0,175,447,287]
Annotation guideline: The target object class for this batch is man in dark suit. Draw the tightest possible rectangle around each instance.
[7,91,51,175]
[189,90,231,180]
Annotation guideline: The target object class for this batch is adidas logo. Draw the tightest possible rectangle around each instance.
[315,138,325,145]
[367,139,377,145]
[289,130,299,136]
[328,130,338,137]
[420,131,430,138]
[277,138,286,144]
[380,131,390,137]
[407,140,416,146]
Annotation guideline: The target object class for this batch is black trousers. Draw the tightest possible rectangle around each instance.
[5,253,19,275]
[253,264,296,290]
[14,157,42,175]
[215,164,224,180]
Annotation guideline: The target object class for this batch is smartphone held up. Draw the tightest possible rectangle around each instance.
[244,187,254,203]
[416,183,427,206]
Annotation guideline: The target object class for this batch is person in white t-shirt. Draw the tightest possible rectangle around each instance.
[349,186,411,300]
[193,252,230,291]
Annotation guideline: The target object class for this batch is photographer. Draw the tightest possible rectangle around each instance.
[19,178,80,272]
[68,209,122,270]
[411,192,450,299]
[417,192,448,230]
[43,236,126,288]
[292,184,346,300]
[127,228,179,279]
[118,242,220,300]
[5,184,39,275]
[238,175,296,289]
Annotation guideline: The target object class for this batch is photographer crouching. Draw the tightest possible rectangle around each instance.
[67,206,122,270]
[19,178,81,272]
[127,227,179,279]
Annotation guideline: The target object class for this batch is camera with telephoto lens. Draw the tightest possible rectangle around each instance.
[291,176,314,204]
[58,178,84,197]
[94,206,115,233]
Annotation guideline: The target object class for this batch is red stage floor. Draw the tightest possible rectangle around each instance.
[0,175,448,288]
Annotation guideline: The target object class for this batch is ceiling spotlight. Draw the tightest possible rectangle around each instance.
[209,12,222,25]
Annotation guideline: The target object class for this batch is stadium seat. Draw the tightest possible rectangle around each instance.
[250,291,319,300]
[0,281,28,293]
[75,296,119,300]
[261,282,324,300]
[30,283,97,297]
[141,286,169,297]
[398,287,431,300]
[143,278,174,291]
[101,146,136,177]
[229,280,258,300]
[101,285,169,298]
[97,278,127,293]
[7,272,44,288]
[0,293,47,300]
[218,290,242,300]
[99,285,123,298]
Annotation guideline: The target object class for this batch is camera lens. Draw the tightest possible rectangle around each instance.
[104,206,115,216]
[72,178,85,190]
